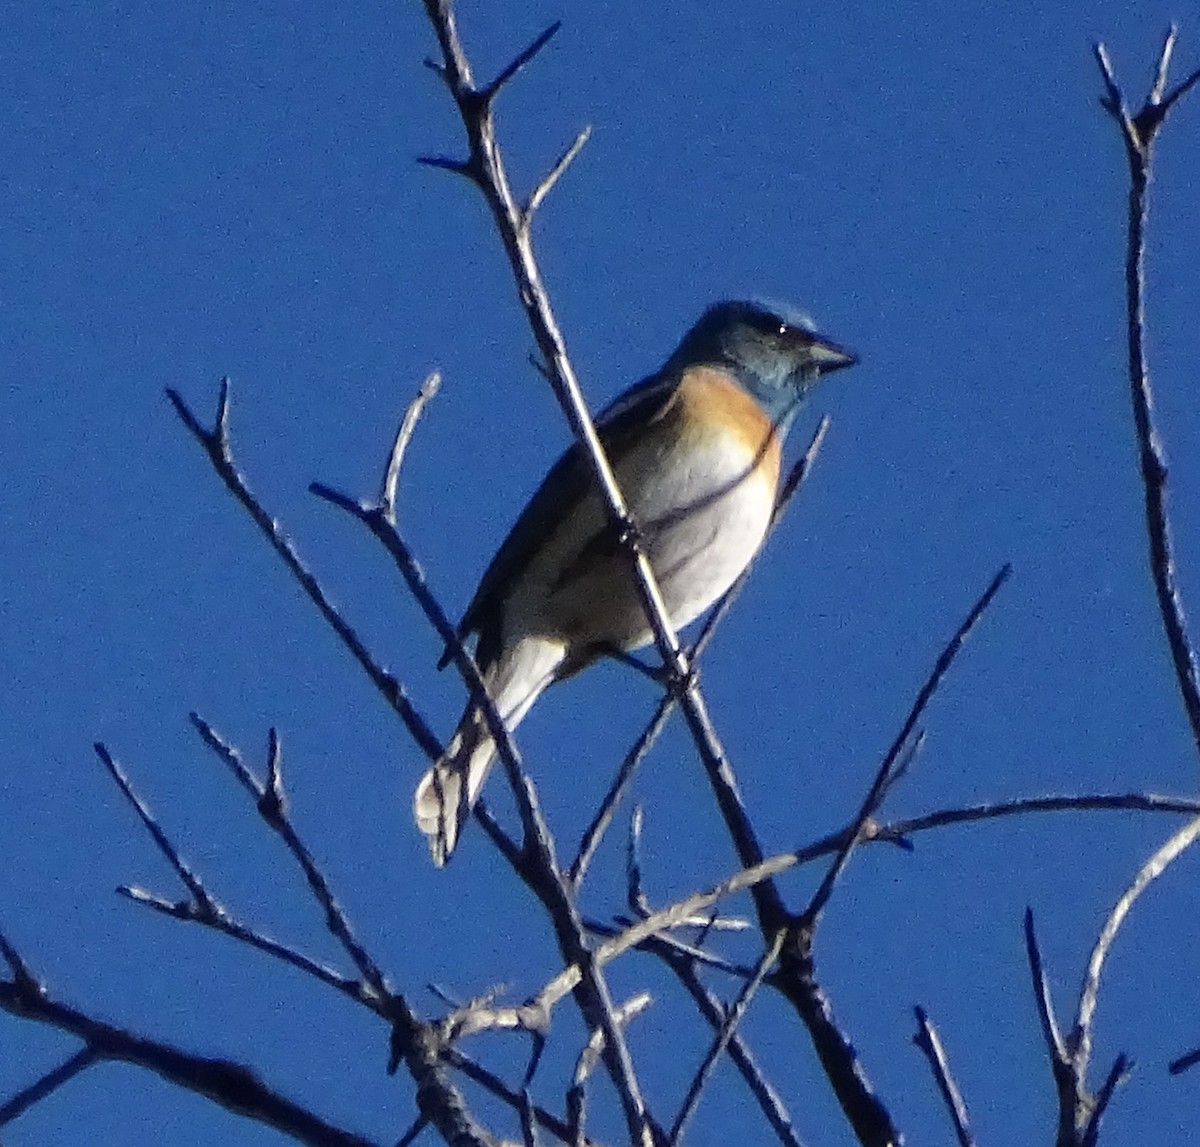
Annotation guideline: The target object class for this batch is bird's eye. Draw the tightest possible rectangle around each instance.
[776,322,789,338]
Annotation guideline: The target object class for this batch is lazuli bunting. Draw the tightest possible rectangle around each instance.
[415,300,856,864]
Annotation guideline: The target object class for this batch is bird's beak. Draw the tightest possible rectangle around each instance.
[807,334,858,375]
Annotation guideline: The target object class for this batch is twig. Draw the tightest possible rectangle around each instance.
[438,1046,613,1147]
[912,1007,975,1147]
[1023,807,1197,1147]
[590,918,756,979]
[483,21,561,100]
[668,930,785,1145]
[804,565,1011,924]
[871,791,1200,845]
[310,480,548,861]
[1169,1044,1200,1075]
[644,937,806,1147]
[96,738,384,1007]
[94,743,221,917]
[0,926,39,993]
[381,371,441,523]
[1072,814,1200,1073]
[0,1047,96,1126]
[116,885,367,1004]
[560,922,795,1147]
[1094,29,1200,762]
[1083,1053,1133,1147]
[526,127,592,222]
[0,944,382,1147]
[520,1089,540,1147]
[166,382,442,761]
[188,716,391,1003]
[1024,907,1076,1145]
[167,378,512,1136]
[626,805,651,916]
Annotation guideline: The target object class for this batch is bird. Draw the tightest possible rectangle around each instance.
[415,300,857,864]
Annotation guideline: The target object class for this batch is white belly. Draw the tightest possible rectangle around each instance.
[628,437,775,631]
[507,432,776,653]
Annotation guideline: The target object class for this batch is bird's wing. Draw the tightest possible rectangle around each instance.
[444,371,680,666]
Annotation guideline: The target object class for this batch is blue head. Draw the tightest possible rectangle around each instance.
[667,300,857,430]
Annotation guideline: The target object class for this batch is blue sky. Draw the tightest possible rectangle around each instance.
[3,1,1200,1144]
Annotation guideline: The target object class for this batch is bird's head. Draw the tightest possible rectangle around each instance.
[667,300,857,428]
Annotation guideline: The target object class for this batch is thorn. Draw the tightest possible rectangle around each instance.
[484,21,562,100]
[417,154,472,176]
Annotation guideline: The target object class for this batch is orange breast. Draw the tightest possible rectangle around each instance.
[672,365,782,487]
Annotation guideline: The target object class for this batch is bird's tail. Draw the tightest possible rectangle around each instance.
[414,713,496,866]
[414,635,563,865]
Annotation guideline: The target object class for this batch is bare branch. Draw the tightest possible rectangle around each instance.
[309,480,549,864]
[912,1007,975,1147]
[771,920,895,1147]
[483,22,562,101]
[412,23,901,1138]
[443,1050,607,1147]
[96,731,393,1013]
[94,742,220,917]
[525,127,592,222]
[643,937,806,1147]
[116,883,366,1003]
[381,371,441,523]
[1072,815,1200,1072]
[417,1,786,941]
[167,384,443,761]
[542,789,1200,1025]
[803,564,1011,924]
[1092,32,1200,763]
[872,791,1200,845]
[0,948,382,1147]
[0,1047,96,1126]
[313,447,656,1140]
[188,716,392,1003]
[668,930,785,1145]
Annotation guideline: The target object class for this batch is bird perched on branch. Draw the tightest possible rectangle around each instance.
[415,300,857,864]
